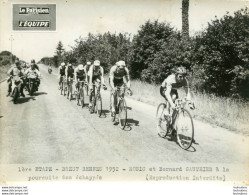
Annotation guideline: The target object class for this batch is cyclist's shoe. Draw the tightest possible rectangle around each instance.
[6,92,11,97]
[111,111,116,117]
[164,114,171,124]
[20,93,25,97]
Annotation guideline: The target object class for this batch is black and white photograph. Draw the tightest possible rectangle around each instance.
[0,0,248,193]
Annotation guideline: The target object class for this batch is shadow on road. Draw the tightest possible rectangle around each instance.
[17,97,36,104]
[34,92,48,96]
[127,118,139,127]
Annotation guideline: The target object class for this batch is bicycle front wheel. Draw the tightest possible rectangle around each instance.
[118,99,127,129]
[96,94,102,117]
[175,108,194,150]
[156,103,169,138]
[60,82,63,95]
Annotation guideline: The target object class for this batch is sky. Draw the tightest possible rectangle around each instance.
[0,0,248,63]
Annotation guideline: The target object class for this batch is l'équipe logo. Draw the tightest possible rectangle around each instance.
[13,4,56,31]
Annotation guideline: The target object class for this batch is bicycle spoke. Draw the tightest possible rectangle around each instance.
[156,103,168,138]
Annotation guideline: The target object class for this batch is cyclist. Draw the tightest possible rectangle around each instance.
[88,60,106,112]
[6,59,25,97]
[160,66,191,121]
[74,64,87,93]
[58,62,66,89]
[109,60,132,116]
[65,63,74,89]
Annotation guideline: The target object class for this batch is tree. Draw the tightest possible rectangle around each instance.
[182,0,189,40]
[55,41,65,64]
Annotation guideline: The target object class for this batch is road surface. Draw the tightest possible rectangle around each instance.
[0,64,248,164]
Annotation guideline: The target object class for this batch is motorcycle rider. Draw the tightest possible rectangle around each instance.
[31,59,39,71]
[48,63,52,73]
[25,63,41,92]
[6,59,25,97]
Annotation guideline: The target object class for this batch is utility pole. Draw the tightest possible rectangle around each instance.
[9,35,14,64]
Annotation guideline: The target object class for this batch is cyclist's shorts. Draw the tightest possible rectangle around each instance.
[160,86,178,100]
[109,78,123,87]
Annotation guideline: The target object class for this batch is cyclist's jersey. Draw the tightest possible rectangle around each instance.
[67,66,74,78]
[59,65,66,76]
[161,74,188,89]
[75,66,86,79]
[92,65,102,81]
[109,65,128,80]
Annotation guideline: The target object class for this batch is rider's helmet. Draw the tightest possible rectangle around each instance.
[78,64,84,70]
[87,61,91,65]
[61,62,65,66]
[176,66,187,75]
[93,60,100,66]
[31,59,35,64]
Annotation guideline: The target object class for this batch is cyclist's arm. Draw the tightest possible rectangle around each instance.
[100,66,105,85]
[88,66,93,87]
[58,66,61,76]
[7,67,13,76]
[124,67,131,89]
[109,67,115,90]
[84,66,88,83]
[183,79,191,100]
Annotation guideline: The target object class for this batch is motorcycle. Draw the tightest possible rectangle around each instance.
[26,73,39,96]
[11,76,24,104]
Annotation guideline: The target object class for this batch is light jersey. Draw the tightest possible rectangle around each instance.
[161,74,188,89]
[7,65,23,77]
[109,65,129,80]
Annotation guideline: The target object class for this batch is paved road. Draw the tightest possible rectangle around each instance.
[0,64,248,164]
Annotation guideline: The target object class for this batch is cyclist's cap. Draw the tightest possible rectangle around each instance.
[68,63,72,66]
[93,60,100,66]
[117,60,126,67]
[87,61,91,65]
[78,64,84,70]
[61,62,65,66]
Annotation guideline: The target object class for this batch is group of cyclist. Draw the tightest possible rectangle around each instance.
[6,57,191,128]
[57,60,133,115]
[6,59,41,98]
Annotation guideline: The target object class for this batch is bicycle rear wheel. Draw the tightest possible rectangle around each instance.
[175,108,194,150]
[96,94,102,117]
[60,82,63,95]
[156,103,169,138]
[64,82,67,96]
[118,99,127,129]
[110,93,116,122]
[80,87,84,108]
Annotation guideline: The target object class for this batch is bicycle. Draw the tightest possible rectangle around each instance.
[110,85,132,129]
[67,77,75,101]
[89,81,107,117]
[156,97,195,150]
[76,80,87,107]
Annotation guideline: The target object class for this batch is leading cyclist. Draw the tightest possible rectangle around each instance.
[160,66,191,121]
[109,60,132,116]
